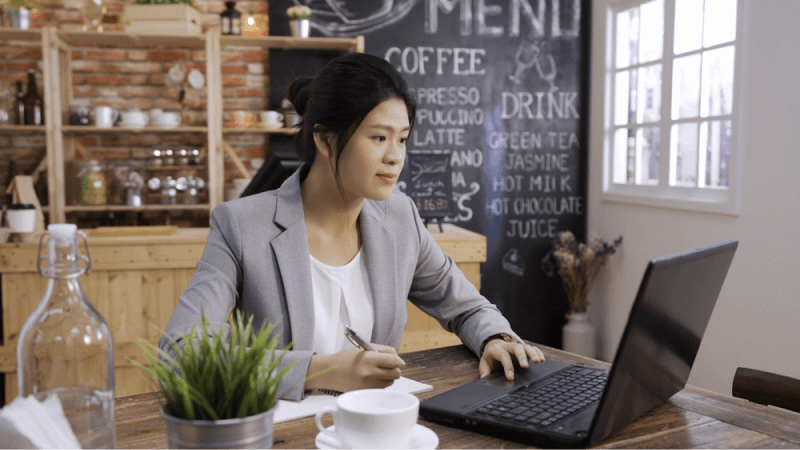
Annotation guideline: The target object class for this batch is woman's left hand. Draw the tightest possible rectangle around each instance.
[479,339,545,380]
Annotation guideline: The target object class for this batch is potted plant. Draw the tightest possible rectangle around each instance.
[1,0,31,29]
[286,4,312,38]
[131,310,301,449]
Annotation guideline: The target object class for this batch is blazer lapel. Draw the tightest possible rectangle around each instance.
[270,168,314,351]
[360,201,400,346]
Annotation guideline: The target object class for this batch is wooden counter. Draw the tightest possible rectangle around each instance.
[0,223,485,404]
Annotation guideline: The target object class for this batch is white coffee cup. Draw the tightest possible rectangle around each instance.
[314,389,419,449]
[6,204,37,233]
[94,106,119,128]
[260,110,284,128]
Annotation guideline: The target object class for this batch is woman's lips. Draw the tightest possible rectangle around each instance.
[377,174,397,183]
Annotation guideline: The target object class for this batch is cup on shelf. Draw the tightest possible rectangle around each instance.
[121,109,149,128]
[94,106,119,128]
[6,204,37,233]
[228,111,256,128]
[260,110,284,128]
[154,112,181,129]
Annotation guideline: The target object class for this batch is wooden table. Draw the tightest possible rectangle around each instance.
[115,344,800,449]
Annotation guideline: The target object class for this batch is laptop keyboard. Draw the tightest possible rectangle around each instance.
[472,366,608,428]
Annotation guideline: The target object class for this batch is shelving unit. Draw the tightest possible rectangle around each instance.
[0,26,362,226]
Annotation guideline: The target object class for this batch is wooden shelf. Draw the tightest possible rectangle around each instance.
[220,35,363,52]
[65,204,210,213]
[63,125,208,133]
[2,28,362,225]
[0,124,46,133]
[0,27,43,41]
[147,165,206,171]
[57,30,206,49]
[222,127,299,135]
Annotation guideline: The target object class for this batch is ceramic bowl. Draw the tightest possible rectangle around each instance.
[155,112,181,129]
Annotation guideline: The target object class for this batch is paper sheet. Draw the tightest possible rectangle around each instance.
[274,376,433,423]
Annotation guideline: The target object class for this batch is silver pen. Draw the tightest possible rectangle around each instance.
[345,325,377,352]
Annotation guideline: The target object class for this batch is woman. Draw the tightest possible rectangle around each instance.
[160,53,544,400]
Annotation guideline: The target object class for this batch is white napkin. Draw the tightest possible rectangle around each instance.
[0,394,82,449]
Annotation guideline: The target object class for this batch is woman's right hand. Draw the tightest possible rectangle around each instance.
[306,344,405,392]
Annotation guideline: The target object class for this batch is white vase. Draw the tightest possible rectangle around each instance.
[289,19,310,38]
[563,311,596,359]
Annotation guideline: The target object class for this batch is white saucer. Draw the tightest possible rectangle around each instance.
[315,424,438,449]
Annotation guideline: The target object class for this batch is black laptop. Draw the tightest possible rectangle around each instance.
[419,240,738,448]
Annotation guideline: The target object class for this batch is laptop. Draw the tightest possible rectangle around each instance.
[419,240,738,448]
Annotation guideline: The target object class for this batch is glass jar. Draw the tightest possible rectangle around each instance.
[77,160,106,205]
[18,224,116,448]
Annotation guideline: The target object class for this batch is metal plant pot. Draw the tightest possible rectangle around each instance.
[7,8,30,29]
[289,19,310,38]
[160,406,276,449]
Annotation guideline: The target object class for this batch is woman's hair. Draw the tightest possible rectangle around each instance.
[286,53,416,173]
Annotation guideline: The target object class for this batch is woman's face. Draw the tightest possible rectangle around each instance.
[334,97,410,201]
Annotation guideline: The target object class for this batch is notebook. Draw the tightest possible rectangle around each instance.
[419,240,738,448]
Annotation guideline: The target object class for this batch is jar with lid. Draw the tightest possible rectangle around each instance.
[151,149,163,167]
[77,160,106,205]
[18,224,116,448]
[164,149,175,166]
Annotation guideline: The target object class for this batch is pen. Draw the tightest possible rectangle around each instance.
[345,325,378,352]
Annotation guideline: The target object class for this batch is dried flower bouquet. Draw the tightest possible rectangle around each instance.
[544,231,622,314]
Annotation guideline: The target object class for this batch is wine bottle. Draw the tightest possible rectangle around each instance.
[23,70,44,126]
[13,80,25,125]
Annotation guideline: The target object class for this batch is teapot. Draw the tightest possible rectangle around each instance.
[68,105,91,126]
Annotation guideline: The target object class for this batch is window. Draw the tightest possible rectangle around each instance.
[603,0,741,214]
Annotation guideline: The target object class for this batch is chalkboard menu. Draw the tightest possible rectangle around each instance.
[407,152,454,219]
[270,0,589,348]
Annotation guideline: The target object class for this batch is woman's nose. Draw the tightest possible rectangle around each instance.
[385,142,405,165]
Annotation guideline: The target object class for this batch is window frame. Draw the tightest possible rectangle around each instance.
[600,0,746,216]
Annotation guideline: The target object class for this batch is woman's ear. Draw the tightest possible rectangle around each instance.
[313,128,332,159]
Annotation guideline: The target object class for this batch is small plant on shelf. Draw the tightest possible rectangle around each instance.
[286,4,311,20]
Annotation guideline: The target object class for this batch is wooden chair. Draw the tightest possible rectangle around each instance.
[732,367,800,413]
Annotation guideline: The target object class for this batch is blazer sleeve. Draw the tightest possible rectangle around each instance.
[404,196,523,357]
[158,202,314,401]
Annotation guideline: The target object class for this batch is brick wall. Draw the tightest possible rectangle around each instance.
[1,0,275,226]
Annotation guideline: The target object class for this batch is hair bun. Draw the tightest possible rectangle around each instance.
[287,77,313,116]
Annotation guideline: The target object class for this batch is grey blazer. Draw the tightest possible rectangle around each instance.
[159,165,520,400]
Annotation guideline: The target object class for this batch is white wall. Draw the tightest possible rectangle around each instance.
[588,0,800,396]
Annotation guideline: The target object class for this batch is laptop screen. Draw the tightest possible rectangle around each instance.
[588,241,738,444]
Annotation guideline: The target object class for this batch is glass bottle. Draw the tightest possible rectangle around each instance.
[23,70,44,126]
[220,1,241,36]
[14,80,25,125]
[18,224,116,449]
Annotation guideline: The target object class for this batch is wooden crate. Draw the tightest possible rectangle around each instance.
[124,3,202,35]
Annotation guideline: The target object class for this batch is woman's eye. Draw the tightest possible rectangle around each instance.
[399,137,408,144]
[373,136,387,142]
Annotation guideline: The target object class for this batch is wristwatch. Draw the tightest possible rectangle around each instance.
[481,333,517,353]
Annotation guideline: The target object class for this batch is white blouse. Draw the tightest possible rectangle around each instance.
[309,249,374,355]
